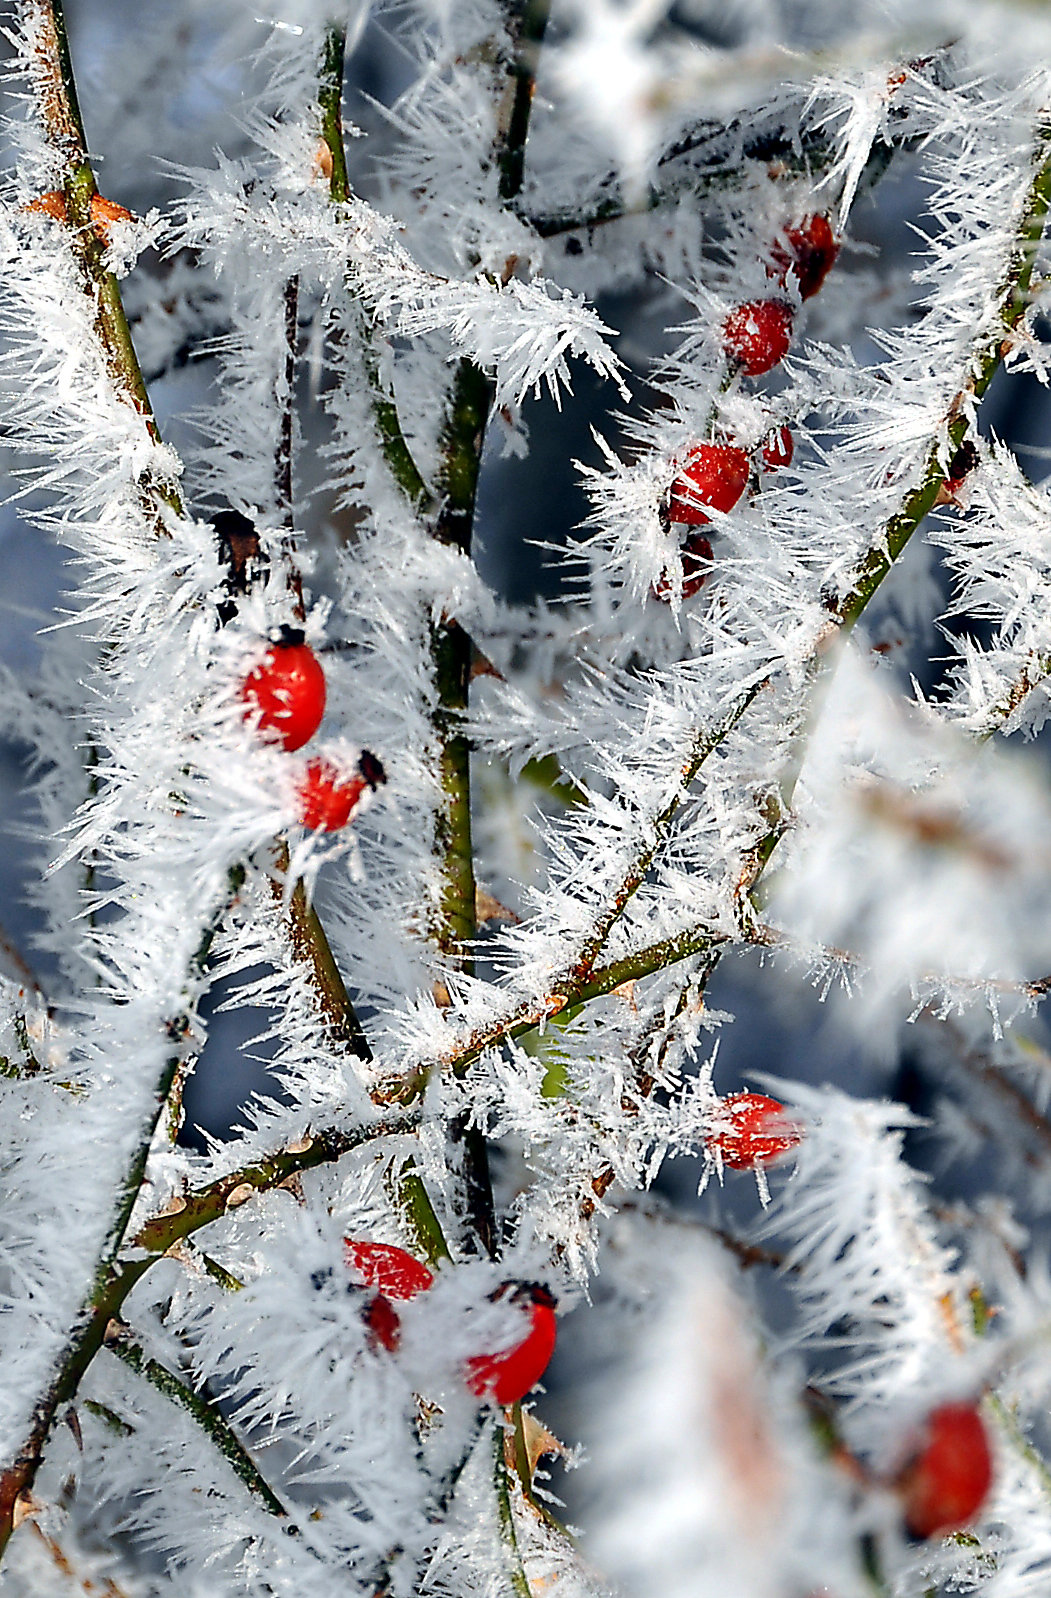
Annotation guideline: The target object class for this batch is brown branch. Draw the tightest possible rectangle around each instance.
[20,0,178,508]
[924,1016,1051,1163]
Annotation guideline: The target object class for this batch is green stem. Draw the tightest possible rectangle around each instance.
[83,1399,134,1438]
[382,924,730,1107]
[104,1320,292,1521]
[0,1108,413,1556]
[988,1391,1051,1502]
[319,24,433,509]
[409,112,1051,1106]
[572,684,763,975]
[0,1253,152,1556]
[492,1421,531,1598]
[835,120,1051,632]
[132,1117,415,1258]
[424,0,555,1250]
[568,118,1051,1017]
[431,359,493,966]
[386,1160,454,1266]
[0,862,251,1560]
[319,25,350,206]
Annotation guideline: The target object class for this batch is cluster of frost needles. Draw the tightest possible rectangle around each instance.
[5,1,1051,1596]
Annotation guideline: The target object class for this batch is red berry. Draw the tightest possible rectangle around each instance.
[345,1241,434,1357]
[242,629,326,751]
[899,1402,993,1540]
[465,1283,557,1406]
[722,299,793,376]
[362,1293,403,1353]
[761,425,794,471]
[708,1092,802,1170]
[652,532,714,603]
[771,214,840,301]
[343,1239,435,1300]
[298,759,365,831]
[297,751,385,832]
[668,443,750,525]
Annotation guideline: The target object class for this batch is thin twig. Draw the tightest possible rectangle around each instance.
[526,113,913,239]
[272,847,373,1062]
[0,1107,413,1553]
[103,1318,293,1521]
[492,1419,531,1598]
[19,0,179,511]
[320,24,432,508]
[276,274,306,623]
[131,1116,417,1258]
[376,114,1051,1110]
[834,120,1051,631]
[748,920,1051,1004]
[0,859,249,1557]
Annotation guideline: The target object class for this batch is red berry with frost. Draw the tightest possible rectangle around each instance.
[242,627,326,751]
[761,425,794,472]
[899,1402,993,1540]
[465,1283,557,1406]
[771,214,840,301]
[668,443,750,525]
[722,299,793,376]
[709,1092,802,1170]
[298,751,386,831]
[652,532,714,603]
[345,1239,435,1356]
[344,1239,435,1300]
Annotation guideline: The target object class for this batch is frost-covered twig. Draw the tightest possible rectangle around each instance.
[526,88,914,240]
[0,863,249,1555]
[282,867,374,1062]
[834,120,1051,631]
[0,1108,410,1552]
[748,920,1051,1005]
[17,0,176,501]
[102,1319,292,1521]
[130,1116,416,1258]
[320,26,431,509]
[492,1419,531,1598]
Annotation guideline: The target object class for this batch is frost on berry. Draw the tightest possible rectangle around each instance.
[5,4,1051,1595]
[241,633,326,751]
[707,1093,802,1170]
[761,425,794,472]
[297,757,367,831]
[652,532,714,601]
[721,299,794,375]
[345,1241,435,1354]
[668,443,750,524]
